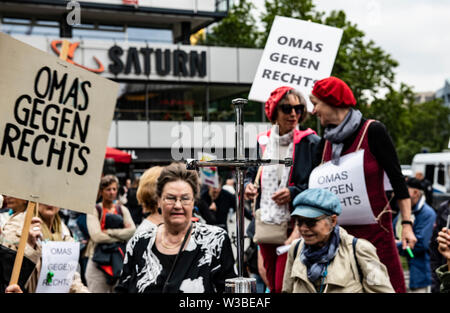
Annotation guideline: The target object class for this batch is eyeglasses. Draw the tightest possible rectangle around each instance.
[295,215,328,228]
[162,195,194,206]
[278,104,304,115]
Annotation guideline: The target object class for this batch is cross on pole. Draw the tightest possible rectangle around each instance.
[186,98,292,293]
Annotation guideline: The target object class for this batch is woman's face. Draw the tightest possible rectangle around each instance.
[102,182,118,203]
[39,204,60,221]
[159,180,194,229]
[297,215,337,247]
[275,94,302,135]
[4,196,27,212]
[310,95,339,127]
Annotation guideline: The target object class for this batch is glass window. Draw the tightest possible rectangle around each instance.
[115,83,148,121]
[437,163,445,185]
[208,85,262,122]
[147,84,206,121]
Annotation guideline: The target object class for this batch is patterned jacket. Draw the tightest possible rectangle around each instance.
[116,222,236,293]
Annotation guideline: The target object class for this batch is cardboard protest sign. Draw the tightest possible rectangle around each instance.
[35,241,80,293]
[0,33,119,214]
[309,150,376,225]
[198,152,219,188]
[249,16,343,111]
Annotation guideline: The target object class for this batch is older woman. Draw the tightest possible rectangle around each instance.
[135,166,164,234]
[244,86,320,293]
[85,175,136,293]
[283,188,394,293]
[116,162,236,293]
[309,76,416,293]
[1,202,89,293]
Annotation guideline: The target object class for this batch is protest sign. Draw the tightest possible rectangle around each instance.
[0,33,119,215]
[309,150,377,225]
[35,241,80,293]
[198,152,219,188]
[249,16,343,111]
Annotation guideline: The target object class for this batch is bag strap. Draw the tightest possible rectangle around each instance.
[356,119,375,151]
[162,223,193,293]
[352,237,363,284]
[293,239,302,258]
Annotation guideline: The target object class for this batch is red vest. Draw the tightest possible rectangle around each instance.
[323,120,406,293]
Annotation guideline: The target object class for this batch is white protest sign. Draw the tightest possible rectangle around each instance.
[198,152,219,188]
[35,241,80,293]
[309,150,377,225]
[249,16,343,111]
[0,33,119,214]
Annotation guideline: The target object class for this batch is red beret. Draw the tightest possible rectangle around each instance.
[312,77,356,107]
[265,86,294,121]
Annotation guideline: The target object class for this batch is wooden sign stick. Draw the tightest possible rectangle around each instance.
[9,201,36,286]
[59,39,70,61]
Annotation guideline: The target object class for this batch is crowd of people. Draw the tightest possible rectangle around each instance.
[0,76,449,294]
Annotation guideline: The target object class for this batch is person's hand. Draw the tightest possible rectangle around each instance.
[5,284,23,293]
[401,224,417,250]
[271,188,291,206]
[28,217,41,249]
[209,202,217,212]
[244,183,258,201]
[437,227,450,260]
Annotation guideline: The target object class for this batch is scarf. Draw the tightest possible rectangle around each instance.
[260,124,293,224]
[39,212,63,241]
[300,225,341,283]
[323,109,362,165]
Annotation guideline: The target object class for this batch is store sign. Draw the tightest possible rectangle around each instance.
[108,45,207,77]
[50,41,207,79]
[51,40,105,73]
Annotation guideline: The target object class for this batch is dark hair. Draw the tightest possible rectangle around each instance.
[271,89,308,123]
[156,162,200,200]
[99,175,119,191]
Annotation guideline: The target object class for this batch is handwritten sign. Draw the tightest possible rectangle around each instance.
[249,16,343,111]
[35,241,80,293]
[309,150,376,225]
[0,33,119,214]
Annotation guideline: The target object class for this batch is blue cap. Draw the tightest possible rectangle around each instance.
[291,188,342,218]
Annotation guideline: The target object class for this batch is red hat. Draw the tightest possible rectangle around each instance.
[311,77,356,107]
[265,86,294,121]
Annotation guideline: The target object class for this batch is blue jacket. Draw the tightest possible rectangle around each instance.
[394,196,436,289]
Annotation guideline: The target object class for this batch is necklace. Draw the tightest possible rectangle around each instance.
[160,230,183,250]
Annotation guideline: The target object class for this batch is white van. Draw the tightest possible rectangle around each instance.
[411,152,450,193]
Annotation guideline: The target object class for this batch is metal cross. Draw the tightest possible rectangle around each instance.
[186,98,292,293]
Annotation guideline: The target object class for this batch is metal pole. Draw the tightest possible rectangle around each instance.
[232,98,246,278]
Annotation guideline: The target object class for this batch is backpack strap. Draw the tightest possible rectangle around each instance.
[352,237,363,284]
[115,203,123,217]
[293,239,302,258]
[95,203,103,220]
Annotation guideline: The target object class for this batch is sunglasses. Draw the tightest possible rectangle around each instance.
[278,104,304,115]
[295,215,328,228]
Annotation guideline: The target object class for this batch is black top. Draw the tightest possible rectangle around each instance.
[200,189,252,231]
[147,244,177,293]
[315,118,409,199]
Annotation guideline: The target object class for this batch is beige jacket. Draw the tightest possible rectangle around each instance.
[0,211,89,293]
[85,203,136,258]
[282,227,395,293]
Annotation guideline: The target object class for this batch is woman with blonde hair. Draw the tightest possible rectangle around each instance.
[135,166,164,233]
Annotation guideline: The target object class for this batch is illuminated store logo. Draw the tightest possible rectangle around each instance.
[51,40,105,73]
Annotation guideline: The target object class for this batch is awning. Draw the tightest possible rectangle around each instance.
[105,146,132,164]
